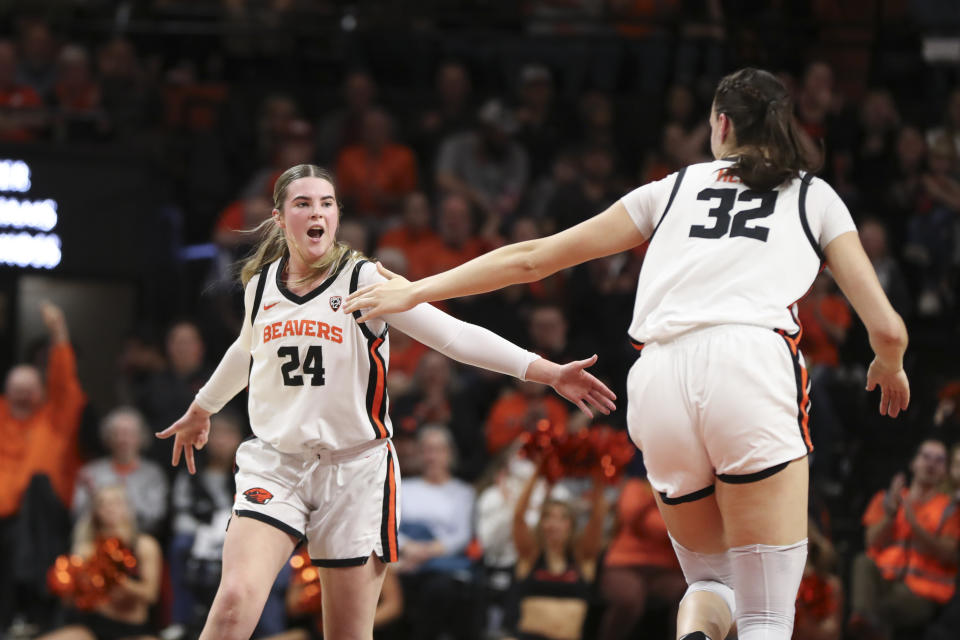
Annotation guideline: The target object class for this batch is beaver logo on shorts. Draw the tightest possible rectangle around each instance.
[329,296,342,311]
[243,487,274,505]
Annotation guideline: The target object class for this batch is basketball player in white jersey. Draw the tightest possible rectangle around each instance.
[343,68,910,640]
[156,164,616,640]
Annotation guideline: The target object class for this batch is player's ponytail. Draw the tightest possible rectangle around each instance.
[240,164,364,287]
[713,68,821,191]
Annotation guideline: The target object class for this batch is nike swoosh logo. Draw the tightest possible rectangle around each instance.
[263,302,279,311]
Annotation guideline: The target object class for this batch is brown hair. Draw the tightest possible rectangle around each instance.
[713,68,821,191]
[239,164,362,286]
[536,498,577,555]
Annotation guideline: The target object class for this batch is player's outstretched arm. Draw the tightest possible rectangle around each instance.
[155,274,261,473]
[367,261,617,417]
[824,231,909,417]
[343,201,646,323]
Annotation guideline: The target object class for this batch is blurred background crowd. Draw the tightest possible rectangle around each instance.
[2,1,960,639]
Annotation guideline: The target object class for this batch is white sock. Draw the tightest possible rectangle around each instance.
[728,539,807,640]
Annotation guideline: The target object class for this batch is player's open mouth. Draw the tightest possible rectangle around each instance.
[307,227,324,239]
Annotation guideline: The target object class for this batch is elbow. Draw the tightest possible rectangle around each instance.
[516,241,550,281]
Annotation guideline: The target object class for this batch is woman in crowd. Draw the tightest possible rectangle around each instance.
[506,460,605,640]
[41,485,161,640]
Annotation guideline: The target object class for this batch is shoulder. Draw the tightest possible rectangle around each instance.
[404,477,426,491]
[140,460,167,478]
[450,478,475,498]
[800,173,841,203]
[135,534,162,561]
[81,458,110,474]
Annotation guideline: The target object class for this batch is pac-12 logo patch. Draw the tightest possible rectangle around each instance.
[243,487,273,505]
[329,296,342,311]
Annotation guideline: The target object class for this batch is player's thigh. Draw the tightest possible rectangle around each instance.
[653,490,726,554]
[318,554,388,639]
[219,514,299,601]
[714,457,808,548]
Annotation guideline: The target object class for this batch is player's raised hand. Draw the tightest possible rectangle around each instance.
[155,401,212,474]
[342,262,417,323]
[526,355,617,418]
[866,358,910,418]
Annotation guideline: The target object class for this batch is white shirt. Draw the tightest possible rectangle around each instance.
[621,160,856,343]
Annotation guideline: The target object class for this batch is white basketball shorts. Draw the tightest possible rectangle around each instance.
[626,324,812,504]
[232,436,400,566]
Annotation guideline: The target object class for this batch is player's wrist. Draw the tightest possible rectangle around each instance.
[188,400,213,418]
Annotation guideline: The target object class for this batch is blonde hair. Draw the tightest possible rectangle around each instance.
[73,484,138,552]
[239,164,363,286]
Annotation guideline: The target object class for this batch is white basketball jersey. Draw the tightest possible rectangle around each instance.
[245,256,392,454]
[622,159,856,344]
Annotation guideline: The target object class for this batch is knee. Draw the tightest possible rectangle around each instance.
[683,580,735,619]
[212,579,258,624]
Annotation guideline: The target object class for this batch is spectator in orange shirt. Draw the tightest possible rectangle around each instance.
[0,39,44,141]
[848,439,960,639]
[598,460,685,640]
[797,272,851,371]
[0,303,85,630]
[424,193,497,277]
[335,107,418,219]
[485,379,569,455]
[376,192,444,281]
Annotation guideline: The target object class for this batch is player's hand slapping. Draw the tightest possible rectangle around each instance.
[342,262,417,323]
[155,401,212,474]
[526,355,617,418]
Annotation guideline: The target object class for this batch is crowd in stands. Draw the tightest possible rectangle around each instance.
[3,1,960,639]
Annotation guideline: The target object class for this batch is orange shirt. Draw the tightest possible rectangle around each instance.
[423,238,490,277]
[862,488,960,603]
[605,478,679,569]
[0,343,86,517]
[336,144,418,216]
[797,295,851,367]
[485,391,568,455]
[376,227,445,281]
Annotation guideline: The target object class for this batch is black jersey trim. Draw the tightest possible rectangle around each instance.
[364,335,390,440]
[250,264,270,326]
[648,166,688,242]
[717,461,791,484]
[350,260,379,341]
[275,254,350,305]
[234,509,305,540]
[380,446,399,563]
[349,260,390,341]
[311,556,370,567]
[659,484,715,505]
[798,173,824,264]
[776,330,814,455]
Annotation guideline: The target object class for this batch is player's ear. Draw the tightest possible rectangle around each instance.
[719,113,733,145]
[272,208,284,229]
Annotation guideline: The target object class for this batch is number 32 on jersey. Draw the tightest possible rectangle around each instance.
[690,188,778,242]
